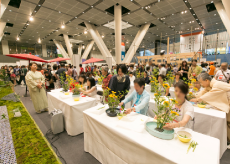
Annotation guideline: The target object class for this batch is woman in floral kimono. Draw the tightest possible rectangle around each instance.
[191,73,230,142]
[25,62,48,113]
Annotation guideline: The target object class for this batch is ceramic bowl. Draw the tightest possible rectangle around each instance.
[197,104,206,108]
[177,131,192,143]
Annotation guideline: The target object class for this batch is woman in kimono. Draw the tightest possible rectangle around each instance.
[25,62,48,114]
[190,73,230,142]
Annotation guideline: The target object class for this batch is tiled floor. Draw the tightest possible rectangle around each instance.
[14,85,230,164]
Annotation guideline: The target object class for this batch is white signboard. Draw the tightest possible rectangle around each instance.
[200,58,206,62]
[180,32,203,53]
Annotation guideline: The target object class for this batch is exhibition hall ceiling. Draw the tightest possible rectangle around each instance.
[1,0,225,50]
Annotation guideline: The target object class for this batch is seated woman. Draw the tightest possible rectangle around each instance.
[158,74,170,96]
[78,74,87,87]
[163,82,194,130]
[119,78,150,115]
[172,72,183,87]
[190,73,230,141]
[79,77,97,98]
[144,71,150,84]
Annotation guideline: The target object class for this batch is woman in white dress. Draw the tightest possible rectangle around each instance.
[163,81,194,130]
[79,77,97,98]
[25,62,48,113]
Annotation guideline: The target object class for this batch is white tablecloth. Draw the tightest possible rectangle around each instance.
[83,105,220,164]
[148,98,227,158]
[48,89,96,136]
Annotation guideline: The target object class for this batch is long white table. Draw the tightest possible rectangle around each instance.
[83,105,220,164]
[48,89,96,136]
[148,97,227,158]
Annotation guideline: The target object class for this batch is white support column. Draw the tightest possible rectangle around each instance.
[42,44,47,57]
[63,34,73,60]
[53,40,71,64]
[84,22,116,65]
[114,4,122,64]
[81,40,94,60]
[123,23,150,64]
[73,54,80,75]
[78,44,82,56]
[215,2,230,37]
[222,0,230,21]
[0,21,6,41]
[2,40,9,55]
[0,0,10,19]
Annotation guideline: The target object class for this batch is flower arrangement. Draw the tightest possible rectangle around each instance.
[153,90,180,130]
[136,72,144,78]
[187,87,199,100]
[102,86,110,103]
[166,71,174,87]
[97,76,104,85]
[60,73,69,92]
[150,76,158,93]
[152,68,159,77]
[70,81,82,95]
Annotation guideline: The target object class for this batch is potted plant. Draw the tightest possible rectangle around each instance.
[105,90,127,117]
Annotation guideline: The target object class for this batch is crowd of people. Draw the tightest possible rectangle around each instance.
[1,59,230,142]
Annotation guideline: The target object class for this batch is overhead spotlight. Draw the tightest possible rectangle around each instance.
[16,37,20,41]
[82,45,85,49]
[38,38,41,43]
[158,0,160,2]
[128,12,130,14]
[185,10,187,13]
[84,31,87,34]
[181,11,184,14]
[29,16,34,21]
[61,24,65,28]
[102,35,104,38]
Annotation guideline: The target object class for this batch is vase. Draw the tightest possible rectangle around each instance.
[145,122,174,140]
[106,108,120,117]
[72,94,80,101]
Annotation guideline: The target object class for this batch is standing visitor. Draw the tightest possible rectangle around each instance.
[25,62,48,114]
[72,66,78,80]
[108,64,130,101]
[51,64,60,89]
[201,63,208,73]
[144,71,150,84]
[129,72,135,83]
[188,59,202,80]
[178,60,189,81]
[208,62,216,78]
[55,63,67,80]
[79,64,84,75]
[17,65,27,85]
[9,66,16,86]
[159,64,167,76]
[67,65,73,77]
[146,66,152,76]
[215,62,230,83]
[101,66,112,90]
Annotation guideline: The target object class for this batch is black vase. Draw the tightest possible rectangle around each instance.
[106,108,120,117]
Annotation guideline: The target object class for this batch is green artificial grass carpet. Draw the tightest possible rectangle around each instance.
[0,87,60,164]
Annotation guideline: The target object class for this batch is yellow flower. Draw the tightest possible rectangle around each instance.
[189,92,193,95]
[154,93,159,96]
[191,79,196,82]
[193,87,198,91]
[170,77,174,80]
[163,101,169,107]
[171,111,179,116]
[163,83,170,88]
[188,83,191,86]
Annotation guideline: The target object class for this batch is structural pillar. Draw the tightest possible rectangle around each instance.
[123,23,150,64]
[84,22,116,65]
[114,4,122,64]
[0,21,6,41]
[63,34,73,61]
[222,0,230,21]
[0,0,10,19]
[53,40,71,64]
[215,2,230,38]
[42,44,47,57]
[81,40,94,60]
[2,40,9,55]
[167,37,169,54]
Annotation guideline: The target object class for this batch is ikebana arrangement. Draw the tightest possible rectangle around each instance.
[60,73,69,92]
[150,76,158,93]
[69,81,82,97]
[97,76,104,85]
[187,87,199,101]
[105,88,128,117]
[166,71,174,87]
[136,72,144,78]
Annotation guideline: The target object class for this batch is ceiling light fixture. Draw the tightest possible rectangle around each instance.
[102,35,104,38]
[84,31,87,34]
[16,37,20,41]
[38,38,41,43]
[61,24,65,28]
[59,11,61,13]
[82,45,85,49]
